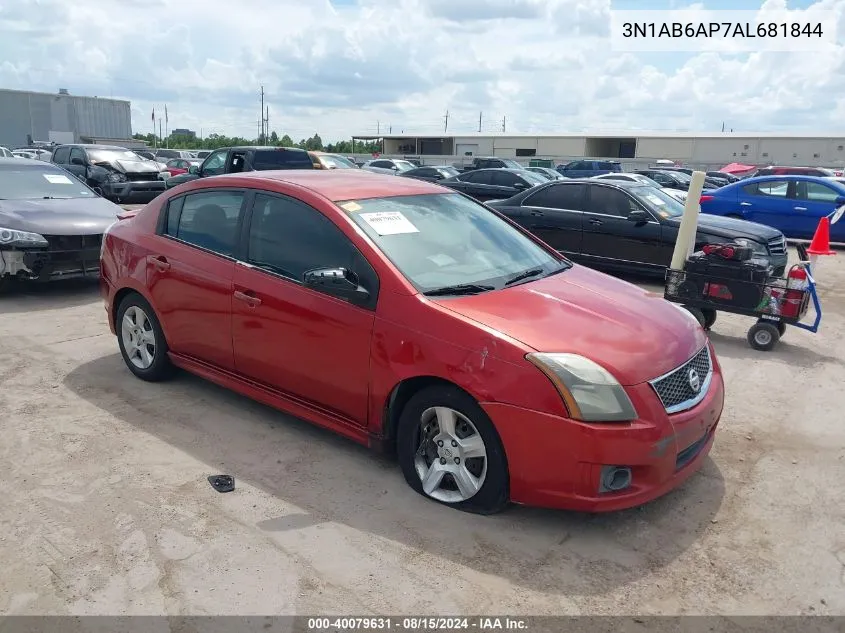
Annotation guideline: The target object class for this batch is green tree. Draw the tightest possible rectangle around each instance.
[269,131,279,144]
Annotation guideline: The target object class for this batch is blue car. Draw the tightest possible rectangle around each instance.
[699,175,845,241]
[556,159,622,179]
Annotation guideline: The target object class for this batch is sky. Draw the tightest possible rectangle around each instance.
[1,0,844,142]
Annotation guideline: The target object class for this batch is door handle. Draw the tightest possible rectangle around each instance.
[740,202,752,206]
[589,219,603,226]
[151,256,170,271]
[794,206,807,211]
[233,290,262,306]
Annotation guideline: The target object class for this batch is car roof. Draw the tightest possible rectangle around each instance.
[741,174,843,184]
[0,157,66,168]
[217,170,446,201]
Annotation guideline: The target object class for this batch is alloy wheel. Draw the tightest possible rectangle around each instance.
[121,305,156,369]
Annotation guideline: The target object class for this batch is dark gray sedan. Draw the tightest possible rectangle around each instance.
[0,158,123,289]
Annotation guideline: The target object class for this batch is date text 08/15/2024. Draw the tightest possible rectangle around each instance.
[307,617,528,631]
[621,21,824,38]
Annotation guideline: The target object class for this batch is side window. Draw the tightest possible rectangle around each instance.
[171,190,245,256]
[164,196,185,236]
[650,172,673,186]
[246,194,378,302]
[466,170,493,184]
[371,160,390,169]
[801,182,839,202]
[417,168,435,177]
[752,180,789,198]
[69,147,86,165]
[589,185,639,217]
[567,161,588,171]
[525,184,586,210]
[492,170,519,186]
[201,150,227,176]
[52,146,70,164]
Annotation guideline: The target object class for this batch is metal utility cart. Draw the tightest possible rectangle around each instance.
[664,243,822,351]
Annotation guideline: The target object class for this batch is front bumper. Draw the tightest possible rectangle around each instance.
[101,179,166,201]
[482,349,725,512]
[1,234,103,282]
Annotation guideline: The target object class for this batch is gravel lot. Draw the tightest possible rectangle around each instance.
[0,248,843,616]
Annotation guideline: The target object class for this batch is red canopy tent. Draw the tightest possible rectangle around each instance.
[720,162,757,176]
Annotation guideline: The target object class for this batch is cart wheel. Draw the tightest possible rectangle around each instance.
[701,308,717,330]
[683,305,706,327]
[747,322,780,351]
[776,321,787,336]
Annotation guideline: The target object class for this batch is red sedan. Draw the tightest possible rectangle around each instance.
[100,171,724,513]
[165,158,202,176]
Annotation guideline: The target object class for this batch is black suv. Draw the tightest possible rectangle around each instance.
[51,144,166,202]
[165,146,315,189]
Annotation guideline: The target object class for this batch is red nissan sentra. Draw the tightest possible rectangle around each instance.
[100,170,724,514]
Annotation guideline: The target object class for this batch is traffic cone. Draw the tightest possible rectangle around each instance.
[806,216,836,257]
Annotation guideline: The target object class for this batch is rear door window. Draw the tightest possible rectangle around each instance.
[492,171,519,186]
[745,180,790,198]
[525,183,586,210]
[251,149,314,170]
[466,170,494,184]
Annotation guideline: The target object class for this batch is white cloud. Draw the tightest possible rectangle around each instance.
[0,0,844,142]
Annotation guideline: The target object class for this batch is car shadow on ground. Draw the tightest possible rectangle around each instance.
[0,277,100,313]
[64,354,726,595]
[706,331,843,368]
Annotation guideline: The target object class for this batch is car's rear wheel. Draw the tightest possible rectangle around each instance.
[116,293,174,382]
[396,385,509,514]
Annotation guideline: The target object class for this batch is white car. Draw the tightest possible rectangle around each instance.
[361,158,416,175]
[0,146,14,158]
[592,172,688,202]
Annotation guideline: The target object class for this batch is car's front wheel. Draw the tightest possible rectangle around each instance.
[116,293,174,382]
[397,385,509,514]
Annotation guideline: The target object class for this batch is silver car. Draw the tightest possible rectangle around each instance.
[361,158,416,175]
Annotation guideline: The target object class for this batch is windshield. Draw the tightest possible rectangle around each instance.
[669,171,692,184]
[87,149,142,163]
[320,154,357,169]
[393,160,415,172]
[0,165,96,199]
[518,170,549,185]
[338,193,567,294]
[631,185,686,218]
[499,159,521,169]
[437,167,460,178]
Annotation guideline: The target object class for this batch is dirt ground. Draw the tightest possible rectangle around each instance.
[0,249,843,617]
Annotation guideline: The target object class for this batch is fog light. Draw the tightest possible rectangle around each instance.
[599,466,632,493]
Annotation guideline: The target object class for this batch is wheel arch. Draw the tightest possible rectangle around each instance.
[111,285,169,344]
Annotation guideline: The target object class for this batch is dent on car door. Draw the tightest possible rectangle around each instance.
[149,189,246,370]
[520,183,585,255]
[231,192,376,424]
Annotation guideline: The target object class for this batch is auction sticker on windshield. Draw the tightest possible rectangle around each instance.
[360,211,419,235]
[44,174,73,184]
[645,193,666,205]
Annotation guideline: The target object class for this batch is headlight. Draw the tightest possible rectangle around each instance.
[0,227,49,248]
[734,238,768,256]
[107,172,127,183]
[526,353,638,422]
[160,171,171,179]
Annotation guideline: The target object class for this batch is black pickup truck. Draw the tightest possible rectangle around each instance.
[165,145,314,189]
[458,156,523,172]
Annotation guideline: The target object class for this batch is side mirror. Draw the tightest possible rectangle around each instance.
[71,157,84,166]
[628,210,649,223]
[189,165,199,175]
[303,267,370,306]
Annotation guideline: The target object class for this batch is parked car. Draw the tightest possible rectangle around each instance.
[361,158,416,175]
[699,175,845,242]
[592,172,689,202]
[557,160,622,178]
[100,170,724,513]
[635,169,719,192]
[487,179,788,277]
[438,168,547,202]
[133,150,172,178]
[155,149,195,161]
[0,158,123,290]
[527,166,564,180]
[165,146,315,189]
[459,156,523,171]
[308,152,359,170]
[398,165,460,182]
[658,167,740,186]
[11,150,37,160]
[196,150,212,159]
[165,158,203,176]
[755,166,836,177]
[0,146,14,158]
[51,144,166,203]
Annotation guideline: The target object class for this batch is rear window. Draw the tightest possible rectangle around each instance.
[252,149,314,170]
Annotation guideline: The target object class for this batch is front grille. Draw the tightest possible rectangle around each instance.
[44,234,102,252]
[124,172,159,182]
[767,235,787,255]
[650,346,712,414]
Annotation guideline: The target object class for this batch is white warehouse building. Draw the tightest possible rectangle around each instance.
[351,132,845,169]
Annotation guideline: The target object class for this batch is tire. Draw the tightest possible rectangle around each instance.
[776,321,787,336]
[116,292,174,382]
[396,385,509,514]
[747,321,780,351]
[683,305,706,327]
[701,308,717,330]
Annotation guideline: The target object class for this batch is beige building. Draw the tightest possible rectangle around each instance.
[352,132,845,168]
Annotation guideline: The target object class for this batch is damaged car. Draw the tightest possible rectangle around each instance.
[51,144,166,203]
[0,158,124,290]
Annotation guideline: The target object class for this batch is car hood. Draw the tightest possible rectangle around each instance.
[670,214,783,241]
[431,265,707,386]
[94,159,159,174]
[0,197,121,236]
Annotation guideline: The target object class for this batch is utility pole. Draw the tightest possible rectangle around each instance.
[377,120,380,135]
[502,116,506,133]
[266,106,270,144]
[478,112,482,133]
[721,121,725,132]
[444,110,449,133]
[260,85,265,143]
[389,125,392,134]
